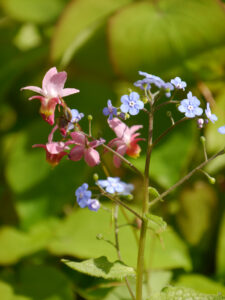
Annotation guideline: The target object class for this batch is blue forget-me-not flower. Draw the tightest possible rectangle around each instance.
[103,100,117,120]
[171,77,187,90]
[75,183,92,208]
[218,126,225,134]
[205,103,218,123]
[178,92,203,118]
[120,92,144,115]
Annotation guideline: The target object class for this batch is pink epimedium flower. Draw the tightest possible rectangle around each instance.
[108,118,143,167]
[68,132,105,167]
[21,67,79,125]
[33,125,69,166]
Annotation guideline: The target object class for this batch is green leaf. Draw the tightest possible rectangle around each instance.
[62,256,135,280]
[216,212,225,277]
[0,281,30,300]
[48,208,192,271]
[1,0,65,24]
[108,0,225,79]
[51,0,133,62]
[0,220,58,265]
[176,182,217,246]
[15,265,74,300]
[149,286,225,300]
[146,213,167,234]
[175,274,225,295]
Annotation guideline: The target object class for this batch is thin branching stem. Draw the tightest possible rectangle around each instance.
[154,100,179,112]
[152,117,188,148]
[149,148,225,207]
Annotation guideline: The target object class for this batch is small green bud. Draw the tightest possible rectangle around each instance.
[125,113,130,119]
[142,97,148,104]
[125,194,134,201]
[93,173,99,181]
[166,111,172,117]
[88,115,93,121]
[200,136,206,144]
[148,186,160,198]
[128,88,132,93]
[208,176,216,184]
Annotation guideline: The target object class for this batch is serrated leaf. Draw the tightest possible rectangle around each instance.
[62,256,135,280]
[51,0,133,62]
[175,274,225,295]
[146,213,167,234]
[108,0,225,79]
[149,286,225,300]
[1,0,65,24]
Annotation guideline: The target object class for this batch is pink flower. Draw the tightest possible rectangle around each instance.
[33,125,69,166]
[68,132,105,167]
[108,118,143,167]
[21,67,79,125]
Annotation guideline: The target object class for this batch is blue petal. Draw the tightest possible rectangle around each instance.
[120,103,129,113]
[129,92,140,101]
[129,107,139,115]
[120,95,129,104]
[103,107,109,116]
[194,107,203,116]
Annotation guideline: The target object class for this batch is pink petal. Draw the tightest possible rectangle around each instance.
[60,88,80,97]
[108,118,128,139]
[70,132,86,145]
[21,85,43,95]
[84,148,100,167]
[47,72,67,97]
[48,125,58,143]
[113,144,127,168]
[32,144,46,149]
[46,142,66,154]
[69,146,84,161]
[129,125,143,135]
[89,138,105,148]
[28,95,45,101]
[42,67,58,92]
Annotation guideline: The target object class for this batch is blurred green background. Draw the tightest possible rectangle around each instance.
[0,0,225,299]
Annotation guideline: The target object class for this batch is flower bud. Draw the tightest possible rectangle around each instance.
[88,115,93,121]
[208,176,216,185]
[200,136,206,144]
[93,173,99,181]
[197,118,204,129]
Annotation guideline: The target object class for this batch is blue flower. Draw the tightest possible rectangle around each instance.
[120,183,134,195]
[68,109,84,130]
[205,103,218,123]
[161,82,174,98]
[178,92,203,118]
[87,199,100,211]
[134,78,151,90]
[75,183,92,208]
[138,71,164,89]
[120,92,144,115]
[97,177,134,195]
[103,100,117,120]
[218,125,225,134]
[171,77,187,90]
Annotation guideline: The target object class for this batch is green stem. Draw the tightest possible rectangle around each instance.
[136,111,154,300]
[114,205,136,300]
[149,148,225,207]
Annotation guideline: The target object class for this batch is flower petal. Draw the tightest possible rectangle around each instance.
[70,132,86,145]
[84,148,100,167]
[69,145,84,161]
[60,88,80,97]
[42,67,58,92]
[21,86,43,95]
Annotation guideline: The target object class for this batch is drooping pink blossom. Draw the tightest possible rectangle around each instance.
[33,125,69,166]
[21,67,79,125]
[108,118,143,167]
[68,132,105,167]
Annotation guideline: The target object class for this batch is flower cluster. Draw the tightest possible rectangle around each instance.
[75,183,100,211]
[97,177,134,195]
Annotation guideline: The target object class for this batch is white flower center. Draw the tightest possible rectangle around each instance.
[188,105,193,111]
[129,101,135,107]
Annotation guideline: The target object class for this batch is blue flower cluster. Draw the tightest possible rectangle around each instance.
[75,183,100,211]
[68,109,84,131]
[97,177,134,195]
